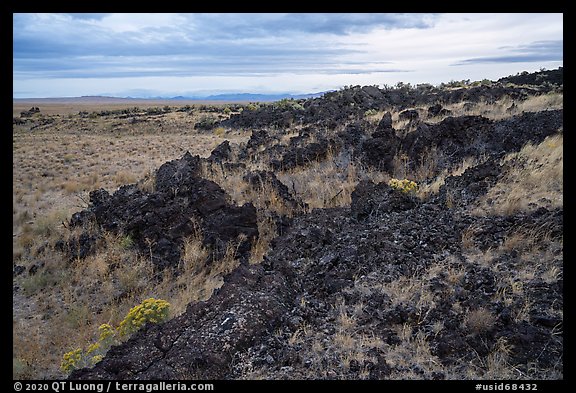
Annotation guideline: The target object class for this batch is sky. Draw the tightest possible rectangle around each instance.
[12,13,563,98]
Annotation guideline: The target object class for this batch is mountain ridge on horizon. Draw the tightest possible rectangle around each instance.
[13,91,330,102]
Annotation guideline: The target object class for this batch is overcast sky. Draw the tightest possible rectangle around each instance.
[13,13,563,98]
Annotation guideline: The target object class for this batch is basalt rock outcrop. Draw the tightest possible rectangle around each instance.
[61,152,258,269]
[66,70,563,380]
[70,166,563,379]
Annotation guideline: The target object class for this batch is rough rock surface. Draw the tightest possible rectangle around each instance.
[221,81,559,130]
[228,106,561,179]
[70,263,293,379]
[62,152,258,269]
[70,167,563,379]
[207,140,232,162]
[400,110,563,173]
[350,180,417,219]
[65,71,563,380]
[361,114,400,172]
[270,138,330,170]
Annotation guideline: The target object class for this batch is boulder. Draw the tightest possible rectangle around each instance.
[208,140,231,162]
[63,152,258,269]
[351,180,417,220]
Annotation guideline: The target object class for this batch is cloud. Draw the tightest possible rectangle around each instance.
[184,13,438,38]
[454,40,563,65]
[63,13,111,20]
[13,55,411,79]
[13,13,426,79]
[13,13,437,58]
[13,13,563,98]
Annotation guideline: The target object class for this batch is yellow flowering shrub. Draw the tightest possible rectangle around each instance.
[388,178,418,194]
[60,298,170,374]
[86,342,100,354]
[61,348,83,373]
[118,298,170,337]
[98,323,115,342]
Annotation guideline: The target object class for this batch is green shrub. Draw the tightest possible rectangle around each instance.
[195,114,218,130]
[275,98,305,111]
[118,235,134,249]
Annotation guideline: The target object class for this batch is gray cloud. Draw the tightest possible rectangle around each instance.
[454,40,563,65]
[64,13,111,20]
[13,54,410,79]
[12,13,563,98]
[14,13,429,79]
[184,13,437,38]
[13,13,437,58]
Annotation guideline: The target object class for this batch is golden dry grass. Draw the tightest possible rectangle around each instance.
[462,218,562,335]
[417,156,483,200]
[13,100,237,117]
[464,307,497,334]
[12,112,247,260]
[277,154,389,210]
[472,134,563,215]
[201,150,392,268]
[453,93,563,121]
[13,226,245,378]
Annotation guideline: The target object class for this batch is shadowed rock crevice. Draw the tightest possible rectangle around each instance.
[243,170,308,211]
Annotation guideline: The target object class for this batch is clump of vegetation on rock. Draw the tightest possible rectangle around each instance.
[60,298,170,374]
[388,178,418,194]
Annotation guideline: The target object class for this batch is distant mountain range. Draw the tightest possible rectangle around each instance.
[13,92,330,103]
[171,92,328,101]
